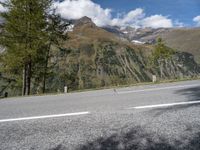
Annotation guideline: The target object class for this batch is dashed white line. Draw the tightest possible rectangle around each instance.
[127,100,200,109]
[0,111,90,123]
[118,84,199,94]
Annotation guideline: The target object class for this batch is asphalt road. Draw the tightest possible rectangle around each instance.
[0,80,200,150]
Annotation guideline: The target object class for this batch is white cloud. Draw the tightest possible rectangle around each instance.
[142,15,173,28]
[0,5,6,12]
[174,20,185,27]
[0,0,8,12]
[0,3,5,12]
[0,0,177,28]
[111,8,145,27]
[0,5,4,12]
[54,0,176,28]
[193,16,200,26]
[54,0,112,27]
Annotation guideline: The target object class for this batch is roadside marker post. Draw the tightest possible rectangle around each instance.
[64,86,68,93]
[152,75,157,83]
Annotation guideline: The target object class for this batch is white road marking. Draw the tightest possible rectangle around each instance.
[118,84,199,94]
[127,100,200,109]
[0,112,90,123]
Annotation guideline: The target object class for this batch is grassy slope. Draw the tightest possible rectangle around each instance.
[161,28,200,63]
[66,23,153,56]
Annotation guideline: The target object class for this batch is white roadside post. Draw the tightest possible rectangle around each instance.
[152,75,157,83]
[64,86,68,93]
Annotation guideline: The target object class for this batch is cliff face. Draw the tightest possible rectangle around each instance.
[43,18,200,92]
[49,42,149,91]
[47,43,199,92]
[150,52,200,79]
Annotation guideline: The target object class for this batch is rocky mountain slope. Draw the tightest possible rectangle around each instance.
[43,17,200,92]
[104,26,200,63]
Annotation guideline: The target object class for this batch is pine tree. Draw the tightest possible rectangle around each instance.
[0,0,52,95]
[39,11,69,93]
[151,38,175,78]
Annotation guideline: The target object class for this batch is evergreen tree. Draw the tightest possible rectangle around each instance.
[151,38,175,78]
[0,0,52,95]
[39,11,69,93]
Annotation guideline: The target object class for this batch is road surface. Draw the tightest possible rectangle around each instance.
[0,80,200,150]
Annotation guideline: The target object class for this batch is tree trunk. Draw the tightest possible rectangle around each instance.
[160,63,163,79]
[42,45,51,94]
[42,71,46,94]
[22,65,27,96]
[158,59,163,79]
[25,1,32,96]
[25,61,31,95]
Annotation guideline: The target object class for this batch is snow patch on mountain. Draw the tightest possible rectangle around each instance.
[66,24,74,32]
[132,40,145,44]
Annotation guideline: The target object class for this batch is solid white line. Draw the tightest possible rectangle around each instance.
[127,100,200,109]
[0,111,90,123]
[118,84,199,94]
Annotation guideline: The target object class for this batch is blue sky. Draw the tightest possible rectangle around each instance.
[2,0,199,28]
[93,0,200,27]
[53,0,200,28]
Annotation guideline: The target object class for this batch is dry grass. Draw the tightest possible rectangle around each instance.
[162,28,200,63]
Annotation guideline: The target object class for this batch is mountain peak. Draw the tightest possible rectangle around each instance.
[75,16,96,27]
[79,16,92,22]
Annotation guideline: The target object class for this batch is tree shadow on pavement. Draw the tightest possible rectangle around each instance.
[49,144,67,150]
[147,103,200,117]
[175,86,200,101]
[145,86,200,117]
[49,125,200,150]
[74,126,200,150]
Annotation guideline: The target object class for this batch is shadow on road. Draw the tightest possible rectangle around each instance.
[50,144,67,150]
[145,86,200,117]
[175,86,200,101]
[50,126,200,150]
[76,128,200,150]
[147,103,200,117]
